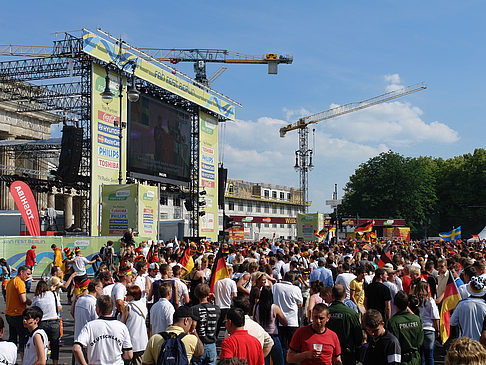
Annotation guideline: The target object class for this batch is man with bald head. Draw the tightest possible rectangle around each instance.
[327,285,362,365]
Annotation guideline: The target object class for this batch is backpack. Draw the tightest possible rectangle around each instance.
[99,246,106,260]
[156,332,188,365]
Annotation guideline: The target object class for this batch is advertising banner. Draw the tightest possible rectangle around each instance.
[198,111,219,242]
[138,185,158,241]
[228,226,245,242]
[9,181,40,236]
[91,63,127,236]
[82,32,236,120]
[101,184,138,236]
[0,235,150,275]
[297,213,324,241]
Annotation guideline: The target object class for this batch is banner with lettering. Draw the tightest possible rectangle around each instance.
[10,181,40,236]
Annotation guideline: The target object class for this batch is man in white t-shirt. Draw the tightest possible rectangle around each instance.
[74,279,103,339]
[150,282,175,336]
[335,262,356,299]
[73,295,132,365]
[272,271,303,360]
[0,316,17,365]
[214,265,237,337]
[111,267,133,316]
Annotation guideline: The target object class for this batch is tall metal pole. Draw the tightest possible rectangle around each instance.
[118,75,124,185]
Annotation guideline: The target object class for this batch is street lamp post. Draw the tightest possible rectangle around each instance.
[100,58,140,184]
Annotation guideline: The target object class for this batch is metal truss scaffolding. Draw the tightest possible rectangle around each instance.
[0,33,92,232]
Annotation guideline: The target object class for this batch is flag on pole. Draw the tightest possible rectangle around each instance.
[439,271,461,344]
[354,220,374,234]
[179,247,194,279]
[209,246,230,293]
[439,226,461,242]
[324,227,336,245]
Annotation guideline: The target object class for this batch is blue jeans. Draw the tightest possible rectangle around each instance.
[421,329,435,365]
[266,336,284,365]
[192,342,217,365]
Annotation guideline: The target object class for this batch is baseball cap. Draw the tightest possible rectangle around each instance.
[149,263,159,270]
[384,263,396,274]
[32,245,37,249]
[174,305,200,321]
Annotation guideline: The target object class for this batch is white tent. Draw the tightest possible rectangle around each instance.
[479,226,486,240]
[467,226,486,243]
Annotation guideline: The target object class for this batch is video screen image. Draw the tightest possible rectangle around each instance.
[128,94,191,183]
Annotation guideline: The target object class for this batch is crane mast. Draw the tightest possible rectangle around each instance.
[283,82,427,214]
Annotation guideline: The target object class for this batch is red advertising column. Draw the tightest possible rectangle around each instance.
[10,181,41,236]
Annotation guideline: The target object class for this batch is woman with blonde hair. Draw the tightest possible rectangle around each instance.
[415,280,439,365]
[445,337,486,365]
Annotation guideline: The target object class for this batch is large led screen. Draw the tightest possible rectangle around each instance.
[128,94,191,185]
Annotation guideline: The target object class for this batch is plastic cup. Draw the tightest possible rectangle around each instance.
[313,344,323,352]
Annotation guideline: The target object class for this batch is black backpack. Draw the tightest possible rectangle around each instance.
[156,332,189,365]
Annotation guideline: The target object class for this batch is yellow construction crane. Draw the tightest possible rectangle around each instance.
[281,82,427,213]
[0,44,293,85]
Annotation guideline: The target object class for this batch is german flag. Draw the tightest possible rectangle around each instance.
[209,246,230,293]
[179,247,194,279]
[439,271,461,344]
[378,246,393,268]
[354,220,374,234]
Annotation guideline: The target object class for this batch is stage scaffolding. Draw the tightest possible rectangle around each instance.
[0,31,218,237]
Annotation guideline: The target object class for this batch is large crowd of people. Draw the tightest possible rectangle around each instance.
[3,236,486,365]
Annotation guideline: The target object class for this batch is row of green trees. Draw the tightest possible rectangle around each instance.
[339,149,486,239]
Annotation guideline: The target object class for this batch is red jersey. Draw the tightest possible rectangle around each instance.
[25,249,36,267]
[289,325,341,365]
[220,330,264,365]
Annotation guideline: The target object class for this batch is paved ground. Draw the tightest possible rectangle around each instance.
[2,279,448,365]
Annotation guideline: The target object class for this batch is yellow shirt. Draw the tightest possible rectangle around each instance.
[5,276,26,316]
[142,325,199,364]
[350,278,364,306]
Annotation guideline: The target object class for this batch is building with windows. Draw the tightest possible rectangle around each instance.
[222,178,305,241]
[157,178,305,241]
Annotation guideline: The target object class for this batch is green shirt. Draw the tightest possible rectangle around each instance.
[386,310,424,365]
[327,301,363,358]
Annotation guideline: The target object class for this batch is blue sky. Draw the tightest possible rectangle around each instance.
[2,1,485,213]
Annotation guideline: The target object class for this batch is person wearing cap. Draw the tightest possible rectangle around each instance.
[386,291,423,365]
[309,257,334,288]
[142,305,204,364]
[450,276,486,341]
[383,264,399,317]
[73,295,132,365]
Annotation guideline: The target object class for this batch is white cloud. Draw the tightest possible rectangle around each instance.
[282,107,311,121]
[324,101,459,145]
[220,73,459,211]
